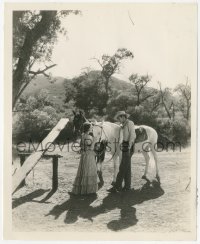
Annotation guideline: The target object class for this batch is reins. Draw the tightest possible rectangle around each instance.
[92,122,121,163]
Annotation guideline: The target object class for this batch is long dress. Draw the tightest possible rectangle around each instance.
[72,133,98,195]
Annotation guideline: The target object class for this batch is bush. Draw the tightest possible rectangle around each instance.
[13,106,59,142]
[171,119,191,146]
[13,90,59,142]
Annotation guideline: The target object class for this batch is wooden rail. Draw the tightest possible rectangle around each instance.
[17,152,63,191]
[12,118,69,194]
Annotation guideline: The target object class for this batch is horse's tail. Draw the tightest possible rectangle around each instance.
[147,127,158,175]
[149,150,156,172]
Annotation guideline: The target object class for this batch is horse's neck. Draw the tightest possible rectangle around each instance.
[102,122,120,140]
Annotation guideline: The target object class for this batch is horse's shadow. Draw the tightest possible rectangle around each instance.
[47,182,164,231]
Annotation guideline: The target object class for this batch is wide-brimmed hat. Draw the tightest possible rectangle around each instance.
[114,111,130,121]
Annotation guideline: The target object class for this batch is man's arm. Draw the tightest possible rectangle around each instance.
[128,121,136,149]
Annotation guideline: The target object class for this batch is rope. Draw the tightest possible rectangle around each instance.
[92,123,121,163]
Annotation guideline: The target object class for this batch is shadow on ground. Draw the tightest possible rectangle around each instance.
[46,182,164,231]
[12,189,49,209]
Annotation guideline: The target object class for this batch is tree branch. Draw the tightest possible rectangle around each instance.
[128,11,134,28]
[140,93,154,103]
[92,57,103,68]
[29,64,57,77]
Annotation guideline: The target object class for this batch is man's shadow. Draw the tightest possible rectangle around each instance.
[47,182,164,231]
[88,181,164,231]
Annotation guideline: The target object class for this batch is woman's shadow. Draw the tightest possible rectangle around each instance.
[46,194,98,224]
[46,182,164,231]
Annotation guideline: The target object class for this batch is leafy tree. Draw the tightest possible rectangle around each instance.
[174,79,191,120]
[96,48,133,97]
[13,89,59,141]
[129,74,154,106]
[145,89,161,115]
[158,82,175,120]
[107,90,134,117]
[64,71,108,116]
[13,10,80,109]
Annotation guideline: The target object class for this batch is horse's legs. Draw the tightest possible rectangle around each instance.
[97,161,104,187]
[142,150,150,177]
[141,150,150,184]
[111,153,120,185]
[151,146,160,183]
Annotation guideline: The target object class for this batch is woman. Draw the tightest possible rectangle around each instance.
[69,122,98,195]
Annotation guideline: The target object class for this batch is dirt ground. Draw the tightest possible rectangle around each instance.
[12,145,192,232]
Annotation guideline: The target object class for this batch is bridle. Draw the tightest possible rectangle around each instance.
[91,122,108,142]
[74,115,120,163]
[91,122,120,163]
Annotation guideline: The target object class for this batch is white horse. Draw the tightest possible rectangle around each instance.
[72,111,160,186]
[91,121,160,185]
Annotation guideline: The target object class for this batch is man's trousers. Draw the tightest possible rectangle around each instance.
[115,141,133,190]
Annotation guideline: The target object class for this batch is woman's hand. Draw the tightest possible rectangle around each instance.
[93,136,99,144]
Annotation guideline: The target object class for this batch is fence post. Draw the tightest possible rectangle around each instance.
[52,155,58,191]
[19,154,26,188]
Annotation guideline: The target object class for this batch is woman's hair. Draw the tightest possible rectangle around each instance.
[83,122,91,133]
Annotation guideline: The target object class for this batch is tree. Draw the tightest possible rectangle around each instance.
[129,73,154,106]
[13,89,59,141]
[158,82,176,120]
[107,90,134,113]
[13,10,80,109]
[174,79,191,120]
[64,71,108,116]
[96,48,133,97]
[148,90,161,115]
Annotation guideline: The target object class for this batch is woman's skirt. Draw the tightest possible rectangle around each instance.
[72,150,98,195]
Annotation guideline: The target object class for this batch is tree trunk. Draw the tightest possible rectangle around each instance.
[161,98,171,119]
[105,78,109,96]
[12,11,57,109]
[136,94,140,106]
[186,100,191,120]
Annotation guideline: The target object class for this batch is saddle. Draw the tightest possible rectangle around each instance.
[135,127,148,143]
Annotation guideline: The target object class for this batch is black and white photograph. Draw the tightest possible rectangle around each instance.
[3,1,197,241]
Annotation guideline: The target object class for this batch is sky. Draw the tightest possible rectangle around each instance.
[46,3,197,88]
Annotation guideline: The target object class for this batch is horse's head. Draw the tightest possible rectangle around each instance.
[72,110,87,136]
[91,121,107,142]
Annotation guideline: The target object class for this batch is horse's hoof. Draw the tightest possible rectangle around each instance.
[142,175,150,183]
[111,181,115,186]
[142,175,147,180]
[156,175,161,183]
[152,179,160,188]
[142,181,151,189]
[98,182,104,189]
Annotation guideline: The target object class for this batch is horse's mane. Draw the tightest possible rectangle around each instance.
[95,121,120,128]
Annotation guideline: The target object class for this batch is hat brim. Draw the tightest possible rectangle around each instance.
[114,113,130,121]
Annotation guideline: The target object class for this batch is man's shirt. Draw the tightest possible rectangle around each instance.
[121,119,136,147]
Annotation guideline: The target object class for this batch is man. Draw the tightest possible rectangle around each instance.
[107,111,136,193]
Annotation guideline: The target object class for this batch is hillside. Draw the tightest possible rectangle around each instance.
[23,72,134,106]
